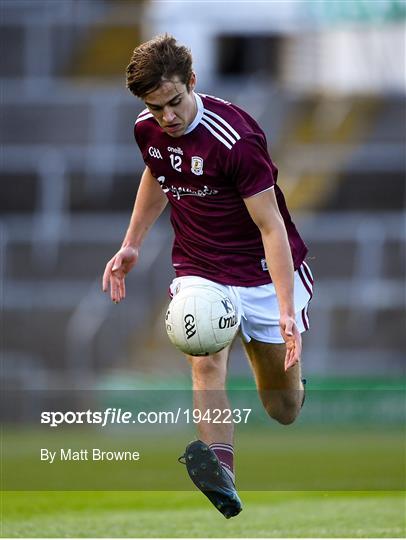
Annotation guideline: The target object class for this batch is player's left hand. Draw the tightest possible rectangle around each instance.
[279,316,302,371]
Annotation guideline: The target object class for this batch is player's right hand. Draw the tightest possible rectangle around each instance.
[102,246,139,303]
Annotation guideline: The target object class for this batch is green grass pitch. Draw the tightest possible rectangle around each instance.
[1,490,404,537]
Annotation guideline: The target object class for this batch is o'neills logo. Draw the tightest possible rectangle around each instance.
[167,146,183,156]
[218,314,238,329]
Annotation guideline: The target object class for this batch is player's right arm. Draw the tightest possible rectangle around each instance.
[102,166,168,303]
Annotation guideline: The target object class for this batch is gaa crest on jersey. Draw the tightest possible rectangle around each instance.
[148,146,163,159]
[191,156,204,176]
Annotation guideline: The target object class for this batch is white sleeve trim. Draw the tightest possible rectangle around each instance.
[244,185,275,199]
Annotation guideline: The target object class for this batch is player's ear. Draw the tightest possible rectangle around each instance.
[188,72,196,92]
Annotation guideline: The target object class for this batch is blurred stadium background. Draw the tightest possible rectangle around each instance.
[1,1,405,537]
[1,0,405,389]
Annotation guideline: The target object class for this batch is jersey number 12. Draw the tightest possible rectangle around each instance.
[170,154,182,173]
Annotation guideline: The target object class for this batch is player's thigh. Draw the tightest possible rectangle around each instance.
[242,338,302,390]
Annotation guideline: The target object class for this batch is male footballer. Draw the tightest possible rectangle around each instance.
[103,34,313,518]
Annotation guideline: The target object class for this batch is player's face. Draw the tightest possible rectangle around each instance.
[143,74,197,137]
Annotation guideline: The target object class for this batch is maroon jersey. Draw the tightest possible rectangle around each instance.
[134,93,307,286]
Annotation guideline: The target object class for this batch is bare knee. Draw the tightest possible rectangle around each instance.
[262,394,302,425]
[269,406,300,425]
[191,356,224,379]
[188,351,228,389]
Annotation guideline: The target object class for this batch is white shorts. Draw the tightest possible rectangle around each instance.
[169,261,314,344]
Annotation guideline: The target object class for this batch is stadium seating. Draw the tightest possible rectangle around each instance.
[1,2,404,388]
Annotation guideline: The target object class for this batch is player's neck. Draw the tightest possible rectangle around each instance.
[188,92,198,128]
[184,92,203,136]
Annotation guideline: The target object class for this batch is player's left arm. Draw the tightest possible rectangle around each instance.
[243,187,301,370]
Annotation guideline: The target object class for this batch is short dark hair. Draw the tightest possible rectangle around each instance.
[126,34,193,98]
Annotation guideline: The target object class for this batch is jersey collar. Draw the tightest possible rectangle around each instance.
[184,92,203,135]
